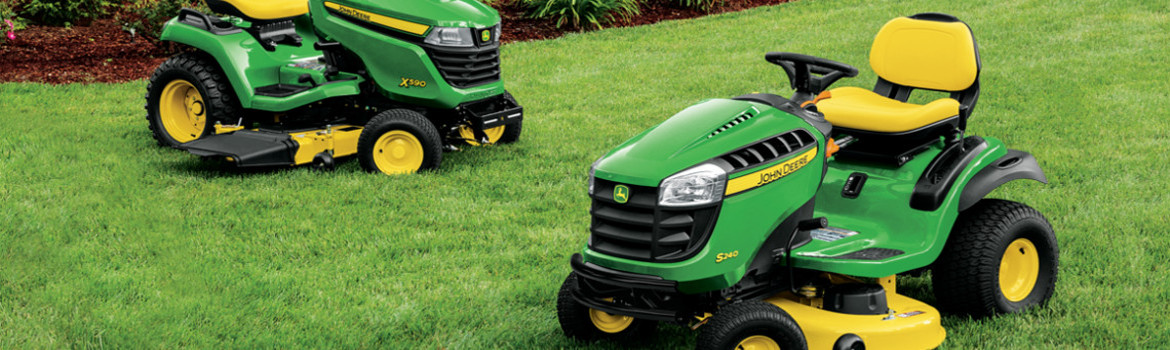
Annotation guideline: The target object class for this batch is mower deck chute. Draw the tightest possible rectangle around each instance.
[180,130,300,167]
[179,125,363,168]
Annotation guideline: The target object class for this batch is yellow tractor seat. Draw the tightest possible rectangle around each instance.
[817,87,960,133]
[205,0,308,21]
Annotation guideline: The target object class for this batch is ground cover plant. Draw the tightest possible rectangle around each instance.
[2,0,1168,348]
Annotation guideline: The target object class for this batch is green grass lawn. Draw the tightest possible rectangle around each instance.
[2,0,1168,348]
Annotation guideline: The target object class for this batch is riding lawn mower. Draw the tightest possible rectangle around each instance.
[146,0,523,174]
[557,13,1058,349]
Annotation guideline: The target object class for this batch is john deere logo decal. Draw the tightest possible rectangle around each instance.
[481,29,491,42]
[613,185,630,204]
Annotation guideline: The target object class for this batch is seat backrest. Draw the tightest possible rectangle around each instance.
[869,13,979,92]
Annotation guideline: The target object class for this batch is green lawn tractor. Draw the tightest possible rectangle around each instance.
[145,0,523,175]
[557,13,1058,349]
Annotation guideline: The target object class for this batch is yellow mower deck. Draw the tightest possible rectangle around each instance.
[765,291,945,350]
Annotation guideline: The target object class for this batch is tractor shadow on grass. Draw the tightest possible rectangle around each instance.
[168,155,361,178]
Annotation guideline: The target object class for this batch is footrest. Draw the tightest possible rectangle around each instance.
[179,131,298,167]
[255,84,312,98]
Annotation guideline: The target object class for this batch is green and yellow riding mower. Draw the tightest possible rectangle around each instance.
[557,13,1058,349]
[146,0,523,175]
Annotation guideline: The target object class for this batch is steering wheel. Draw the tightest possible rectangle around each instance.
[765,52,859,103]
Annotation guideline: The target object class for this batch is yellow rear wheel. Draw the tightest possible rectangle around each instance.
[158,79,206,143]
[931,199,1058,316]
[999,238,1040,302]
[371,130,425,175]
[458,125,505,146]
[736,335,781,350]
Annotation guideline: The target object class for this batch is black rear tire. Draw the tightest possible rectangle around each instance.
[357,109,442,175]
[556,272,657,343]
[145,52,238,147]
[696,300,807,350]
[932,199,1059,317]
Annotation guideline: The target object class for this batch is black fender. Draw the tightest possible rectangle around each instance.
[958,149,1047,211]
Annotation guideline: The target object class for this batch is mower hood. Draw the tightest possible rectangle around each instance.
[595,99,823,187]
[326,0,501,29]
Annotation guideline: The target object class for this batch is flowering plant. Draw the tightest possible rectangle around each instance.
[4,19,14,41]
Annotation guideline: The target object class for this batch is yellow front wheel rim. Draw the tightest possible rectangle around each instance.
[999,238,1040,302]
[736,335,781,350]
[158,79,206,143]
[588,308,634,334]
[458,125,505,146]
[372,130,424,175]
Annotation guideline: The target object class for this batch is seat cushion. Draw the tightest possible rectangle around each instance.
[817,87,960,133]
[206,0,308,21]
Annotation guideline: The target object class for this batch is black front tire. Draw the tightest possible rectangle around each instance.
[556,272,657,343]
[497,92,522,144]
[497,122,522,144]
[696,300,807,350]
[932,199,1059,317]
[357,109,442,175]
[145,52,238,148]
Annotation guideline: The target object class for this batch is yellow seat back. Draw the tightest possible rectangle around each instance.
[869,15,979,92]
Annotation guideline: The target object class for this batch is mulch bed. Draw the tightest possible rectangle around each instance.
[0,0,789,84]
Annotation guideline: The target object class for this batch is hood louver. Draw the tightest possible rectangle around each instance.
[720,130,816,172]
[708,110,758,139]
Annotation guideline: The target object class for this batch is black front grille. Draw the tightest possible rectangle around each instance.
[423,43,501,88]
[589,179,720,262]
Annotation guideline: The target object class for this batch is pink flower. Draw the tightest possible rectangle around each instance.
[3,19,12,41]
[5,31,13,41]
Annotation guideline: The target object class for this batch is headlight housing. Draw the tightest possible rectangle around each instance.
[588,158,602,195]
[659,164,727,207]
[424,27,474,47]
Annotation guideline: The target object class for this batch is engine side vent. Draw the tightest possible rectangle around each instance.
[708,111,757,138]
[719,129,817,172]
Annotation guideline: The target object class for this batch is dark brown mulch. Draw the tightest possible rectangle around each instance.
[0,0,790,84]
[0,19,172,84]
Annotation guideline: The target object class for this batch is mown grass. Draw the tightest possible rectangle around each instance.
[2,0,1168,348]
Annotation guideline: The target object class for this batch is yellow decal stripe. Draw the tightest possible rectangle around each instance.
[324,2,430,36]
[725,147,818,196]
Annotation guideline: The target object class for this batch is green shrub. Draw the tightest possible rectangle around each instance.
[120,0,208,39]
[674,0,721,11]
[523,0,640,29]
[1,0,29,31]
[20,0,113,26]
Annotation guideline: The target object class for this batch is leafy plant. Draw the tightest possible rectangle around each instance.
[119,0,208,39]
[20,0,113,26]
[0,0,25,44]
[0,0,27,29]
[523,0,640,29]
[674,0,722,11]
